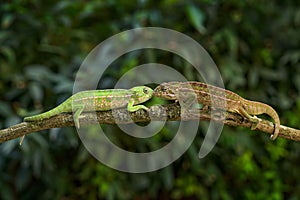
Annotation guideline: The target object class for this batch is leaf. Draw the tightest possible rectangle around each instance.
[25,65,53,82]
[186,5,206,33]
[0,46,16,64]
[28,82,43,102]
[0,140,18,155]
[1,14,15,29]
[0,100,13,117]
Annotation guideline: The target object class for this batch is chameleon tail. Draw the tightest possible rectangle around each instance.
[243,100,280,140]
[268,106,280,140]
[24,100,71,122]
[258,102,280,140]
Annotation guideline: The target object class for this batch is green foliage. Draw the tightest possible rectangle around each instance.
[1,0,300,199]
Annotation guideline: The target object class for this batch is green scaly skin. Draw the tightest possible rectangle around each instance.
[24,86,153,128]
[154,81,280,140]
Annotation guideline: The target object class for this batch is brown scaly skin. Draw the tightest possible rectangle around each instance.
[154,81,280,140]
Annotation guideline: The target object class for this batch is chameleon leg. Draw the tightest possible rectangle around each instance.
[179,92,198,109]
[73,104,84,128]
[127,99,149,112]
[237,107,261,130]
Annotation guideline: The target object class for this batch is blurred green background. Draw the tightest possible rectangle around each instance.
[1,0,300,199]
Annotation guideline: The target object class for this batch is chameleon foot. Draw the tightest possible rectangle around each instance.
[73,105,84,129]
[249,116,262,130]
[237,108,261,131]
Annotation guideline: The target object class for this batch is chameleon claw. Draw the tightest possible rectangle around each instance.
[250,123,258,130]
[143,106,150,111]
[250,116,261,130]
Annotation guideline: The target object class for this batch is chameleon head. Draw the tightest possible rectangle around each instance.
[153,82,181,100]
[130,86,154,103]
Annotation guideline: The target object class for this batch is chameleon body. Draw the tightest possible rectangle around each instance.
[24,86,153,128]
[153,81,280,140]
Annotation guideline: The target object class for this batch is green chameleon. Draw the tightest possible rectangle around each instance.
[24,86,153,128]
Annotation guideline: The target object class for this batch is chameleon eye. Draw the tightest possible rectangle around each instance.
[143,88,149,94]
[161,86,167,92]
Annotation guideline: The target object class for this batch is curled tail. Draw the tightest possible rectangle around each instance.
[244,100,280,140]
[24,100,71,122]
[266,104,280,140]
[255,102,280,140]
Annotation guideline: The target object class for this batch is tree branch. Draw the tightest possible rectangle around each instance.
[0,103,299,143]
